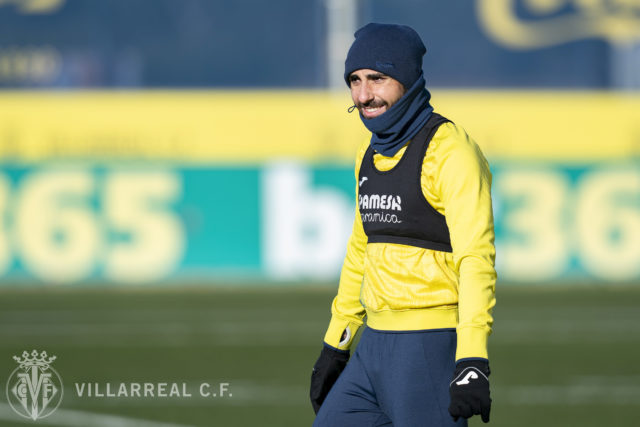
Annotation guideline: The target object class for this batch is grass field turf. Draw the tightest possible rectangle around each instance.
[0,284,638,426]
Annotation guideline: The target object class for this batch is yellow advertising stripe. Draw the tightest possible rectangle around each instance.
[435,90,640,162]
[0,90,366,164]
[0,90,638,164]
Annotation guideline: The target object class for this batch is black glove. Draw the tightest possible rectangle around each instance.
[449,359,491,423]
[310,345,349,414]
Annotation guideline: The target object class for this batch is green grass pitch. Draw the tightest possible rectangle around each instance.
[0,283,638,426]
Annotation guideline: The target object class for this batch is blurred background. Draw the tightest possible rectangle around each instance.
[0,0,639,426]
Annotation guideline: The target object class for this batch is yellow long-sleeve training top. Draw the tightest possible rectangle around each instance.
[323,120,496,361]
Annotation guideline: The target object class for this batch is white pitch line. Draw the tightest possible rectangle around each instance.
[495,383,640,405]
[0,307,323,320]
[0,320,323,332]
[0,402,195,427]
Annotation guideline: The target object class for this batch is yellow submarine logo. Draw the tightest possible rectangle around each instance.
[0,0,64,14]
[477,0,640,49]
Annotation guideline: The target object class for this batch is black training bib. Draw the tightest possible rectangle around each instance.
[358,113,452,252]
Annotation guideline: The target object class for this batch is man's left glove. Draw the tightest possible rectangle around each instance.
[448,359,492,423]
[310,345,349,414]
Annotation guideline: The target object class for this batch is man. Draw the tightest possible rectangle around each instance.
[310,23,496,426]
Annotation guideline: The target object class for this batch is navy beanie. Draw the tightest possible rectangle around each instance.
[344,23,426,89]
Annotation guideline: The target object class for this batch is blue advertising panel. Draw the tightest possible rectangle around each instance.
[1,0,638,88]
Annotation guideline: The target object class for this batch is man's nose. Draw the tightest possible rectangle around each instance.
[356,82,374,104]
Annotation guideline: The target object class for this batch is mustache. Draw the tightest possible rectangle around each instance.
[348,100,387,113]
[357,100,386,109]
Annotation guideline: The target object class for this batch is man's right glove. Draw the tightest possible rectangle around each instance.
[309,345,349,414]
[448,359,492,423]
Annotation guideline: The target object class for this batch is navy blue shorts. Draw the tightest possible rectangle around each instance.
[313,327,467,427]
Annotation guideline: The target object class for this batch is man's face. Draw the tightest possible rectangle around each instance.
[348,69,406,119]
